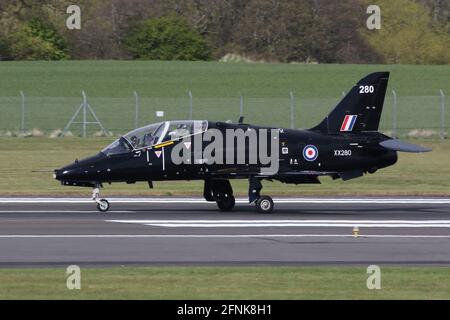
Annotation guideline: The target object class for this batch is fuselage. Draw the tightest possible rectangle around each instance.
[53,72,429,214]
[54,120,397,187]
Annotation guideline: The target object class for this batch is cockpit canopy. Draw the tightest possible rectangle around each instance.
[102,120,208,156]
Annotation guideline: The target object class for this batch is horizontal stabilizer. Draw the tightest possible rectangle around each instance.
[380,139,431,153]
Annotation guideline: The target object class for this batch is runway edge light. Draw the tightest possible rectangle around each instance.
[353,226,360,238]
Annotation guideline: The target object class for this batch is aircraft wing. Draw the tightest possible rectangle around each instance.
[208,169,336,179]
[277,170,337,176]
[379,139,432,153]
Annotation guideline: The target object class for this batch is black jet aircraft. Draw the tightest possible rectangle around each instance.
[54,72,430,213]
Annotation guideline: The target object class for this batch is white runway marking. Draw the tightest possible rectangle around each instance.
[1,197,450,204]
[0,210,134,213]
[0,234,449,239]
[107,219,450,228]
[145,224,450,228]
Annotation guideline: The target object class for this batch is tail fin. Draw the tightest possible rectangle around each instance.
[311,72,389,133]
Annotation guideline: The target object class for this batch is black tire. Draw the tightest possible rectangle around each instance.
[216,195,235,211]
[256,195,274,213]
[96,199,110,212]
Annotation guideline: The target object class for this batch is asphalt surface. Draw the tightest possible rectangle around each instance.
[0,197,449,267]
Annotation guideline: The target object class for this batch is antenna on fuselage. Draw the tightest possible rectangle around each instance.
[238,116,244,124]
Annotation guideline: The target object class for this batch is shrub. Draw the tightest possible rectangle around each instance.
[9,18,69,60]
[126,15,211,61]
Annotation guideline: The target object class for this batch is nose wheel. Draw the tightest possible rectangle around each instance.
[92,185,110,213]
[96,199,110,212]
[255,195,274,213]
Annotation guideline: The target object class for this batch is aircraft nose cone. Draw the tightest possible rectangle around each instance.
[53,169,69,181]
[54,152,107,187]
[53,169,61,180]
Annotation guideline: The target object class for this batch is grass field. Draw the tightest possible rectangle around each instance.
[0,137,448,196]
[0,62,448,136]
[0,266,448,299]
[1,61,447,97]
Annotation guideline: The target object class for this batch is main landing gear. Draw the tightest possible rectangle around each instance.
[92,184,110,212]
[203,178,275,213]
[255,195,274,214]
[249,177,274,213]
[204,180,236,212]
[216,195,236,211]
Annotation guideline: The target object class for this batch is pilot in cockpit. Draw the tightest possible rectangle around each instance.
[143,133,155,147]
[168,123,191,140]
[130,135,139,148]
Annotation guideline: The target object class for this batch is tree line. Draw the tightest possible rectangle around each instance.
[0,0,448,64]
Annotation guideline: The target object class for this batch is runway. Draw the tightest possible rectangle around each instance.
[0,197,449,266]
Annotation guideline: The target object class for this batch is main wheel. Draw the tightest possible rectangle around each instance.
[256,195,274,213]
[216,195,235,211]
[96,199,110,212]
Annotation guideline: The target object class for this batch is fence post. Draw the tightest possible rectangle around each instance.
[440,89,445,141]
[20,91,25,132]
[82,91,87,138]
[289,91,295,129]
[188,90,193,120]
[240,95,244,118]
[392,90,397,139]
[62,91,107,138]
[134,91,139,129]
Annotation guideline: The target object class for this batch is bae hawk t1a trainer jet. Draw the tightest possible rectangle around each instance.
[54,72,430,213]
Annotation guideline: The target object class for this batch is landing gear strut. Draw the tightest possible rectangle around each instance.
[249,177,274,213]
[92,184,110,212]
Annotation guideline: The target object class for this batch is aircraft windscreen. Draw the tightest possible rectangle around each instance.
[123,122,165,149]
[102,137,133,156]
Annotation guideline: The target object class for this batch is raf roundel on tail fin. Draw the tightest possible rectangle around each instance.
[311,72,390,134]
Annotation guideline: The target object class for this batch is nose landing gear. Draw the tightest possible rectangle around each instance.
[92,185,110,212]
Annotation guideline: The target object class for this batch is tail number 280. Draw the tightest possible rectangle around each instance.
[359,85,374,94]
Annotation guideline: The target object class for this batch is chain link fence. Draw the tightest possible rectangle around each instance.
[0,90,446,139]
